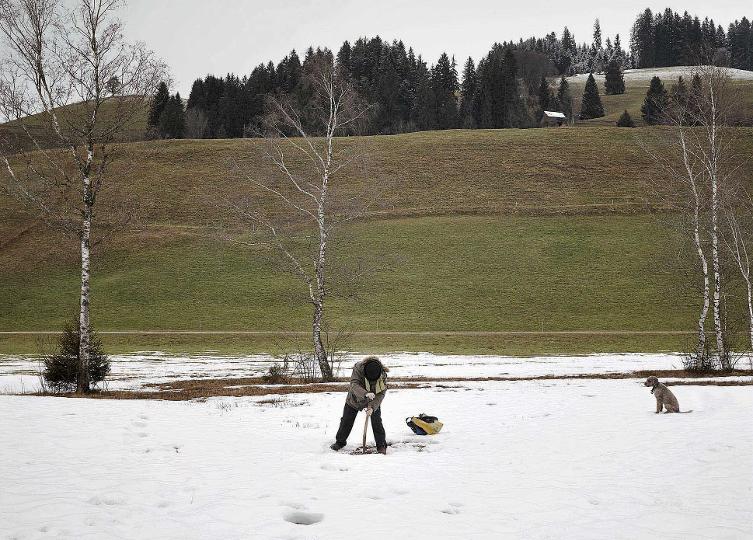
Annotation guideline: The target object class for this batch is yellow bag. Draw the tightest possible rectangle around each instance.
[406,414,443,435]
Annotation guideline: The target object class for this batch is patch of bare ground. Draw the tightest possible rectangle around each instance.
[20,369,752,400]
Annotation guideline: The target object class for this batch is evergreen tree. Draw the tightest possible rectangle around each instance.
[536,75,552,121]
[557,26,576,74]
[556,76,573,121]
[593,19,602,50]
[430,53,458,129]
[410,57,435,130]
[616,110,635,127]
[459,57,477,128]
[630,8,655,68]
[641,76,669,125]
[591,19,603,71]
[613,34,625,65]
[579,73,604,119]
[158,93,185,139]
[604,60,625,94]
[671,76,688,108]
[147,82,170,129]
[186,78,207,111]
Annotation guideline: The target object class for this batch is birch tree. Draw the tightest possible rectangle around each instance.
[641,67,738,368]
[683,67,737,368]
[0,0,166,392]
[232,54,369,381]
[725,208,753,358]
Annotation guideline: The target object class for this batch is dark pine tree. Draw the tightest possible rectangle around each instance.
[147,82,170,129]
[604,60,625,95]
[556,76,573,121]
[430,53,459,129]
[459,57,477,128]
[579,73,604,119]
[159,93,185,139]
[410,57,435,131]
[499,48,528,127]
[630,8,655,68]
[616,110,635,127]
[536,75,554,123]
[641,76,669,125]
[671,76,689,108]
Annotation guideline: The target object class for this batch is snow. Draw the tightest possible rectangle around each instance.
[2,351,732,394]
[1,380,752,539]
[568,66,753,84]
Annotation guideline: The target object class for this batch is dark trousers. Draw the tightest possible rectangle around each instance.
[335,403,386,448]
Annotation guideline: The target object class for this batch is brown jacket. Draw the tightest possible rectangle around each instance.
[345,358,387,411]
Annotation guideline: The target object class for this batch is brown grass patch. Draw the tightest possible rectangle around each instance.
[23,368,752,400]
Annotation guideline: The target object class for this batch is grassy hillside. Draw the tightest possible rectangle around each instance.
[567,67,753,126]
[0,97,148,152]
[2,127,753,355]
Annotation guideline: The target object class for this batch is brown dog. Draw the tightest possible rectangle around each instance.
[644,376,681,413]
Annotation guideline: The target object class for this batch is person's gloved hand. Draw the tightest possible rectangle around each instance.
[365,392,375,400]
[366,407,373,416]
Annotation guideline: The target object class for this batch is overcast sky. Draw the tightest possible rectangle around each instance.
[120,0,751,96]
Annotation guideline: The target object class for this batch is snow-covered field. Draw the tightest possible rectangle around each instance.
[0,351,732,393]
[2,379,752,539]
[2,353,752,538]
[568,65,753,84]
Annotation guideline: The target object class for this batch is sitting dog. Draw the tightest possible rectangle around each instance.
[644,376,681,413]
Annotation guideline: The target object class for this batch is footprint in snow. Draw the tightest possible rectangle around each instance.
[283,511,324,526]
[441,507,461,515]
[320,463,349,472]
[88,494,126,506]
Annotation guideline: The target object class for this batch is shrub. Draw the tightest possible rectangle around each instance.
[616,110,635,127]
[262,362,290,384]
[43,320,110,393]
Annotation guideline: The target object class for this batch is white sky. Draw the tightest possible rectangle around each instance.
[120,0,752,96]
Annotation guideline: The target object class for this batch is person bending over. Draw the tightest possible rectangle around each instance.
[330,356,388,454]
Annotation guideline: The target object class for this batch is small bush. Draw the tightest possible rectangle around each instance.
[43,320,110,393]
[682,348,716,372]
[616,110,635,127]
[262,363,290,384]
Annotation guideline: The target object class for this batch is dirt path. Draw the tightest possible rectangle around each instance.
[0,330,696,335]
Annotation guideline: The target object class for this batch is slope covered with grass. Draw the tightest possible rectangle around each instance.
[2,127,753,355]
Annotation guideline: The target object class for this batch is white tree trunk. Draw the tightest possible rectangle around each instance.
[707,84,725,363]
[77,179,93,393]
[693,206,710,359]
[710,183,725,360]
[313,166,331,380]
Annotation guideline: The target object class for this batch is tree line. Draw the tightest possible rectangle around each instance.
[147,7,750,140]
[630,9,753,70]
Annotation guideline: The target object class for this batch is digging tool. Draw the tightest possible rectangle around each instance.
[362,407,370,454]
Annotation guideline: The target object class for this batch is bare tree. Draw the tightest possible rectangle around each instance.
[0,0,166,392]
[641,67,739,368]
[184,107,207,139]
[231,55,370,381]
[685,67,739,368]
[724,195,753,361]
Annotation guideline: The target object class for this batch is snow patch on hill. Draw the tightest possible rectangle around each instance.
[568,66,753,84]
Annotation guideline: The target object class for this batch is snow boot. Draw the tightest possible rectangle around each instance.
[330,442,345,451]
[377,446,387,455]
